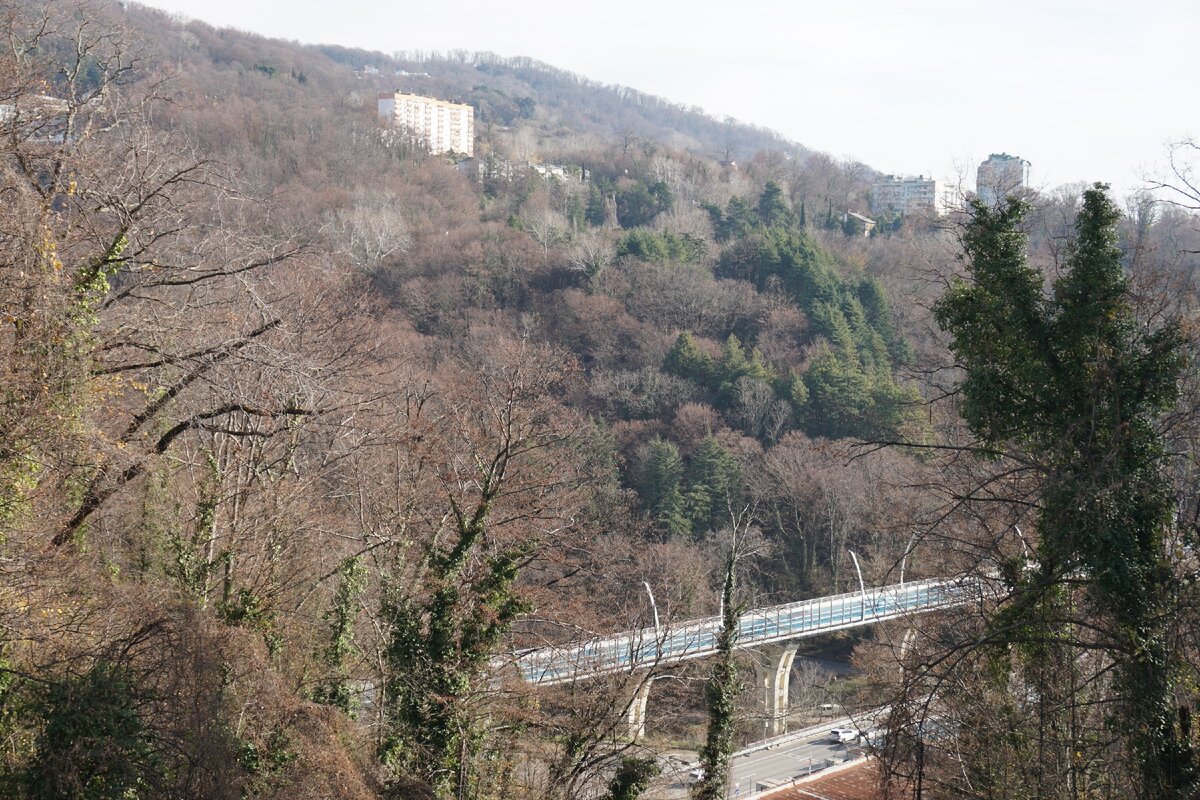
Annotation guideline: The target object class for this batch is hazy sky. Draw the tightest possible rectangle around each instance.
[138,0,1198,199]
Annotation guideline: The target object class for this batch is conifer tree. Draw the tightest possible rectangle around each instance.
[684,436,742,535]
[934,185,1195,797]
[756,181,796,228]
[639,438,691,538]
[663,332,715,385]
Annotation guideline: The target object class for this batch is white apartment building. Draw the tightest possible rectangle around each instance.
[976,153,1031,207]
[378,92,474,157]
[871,175,939,216]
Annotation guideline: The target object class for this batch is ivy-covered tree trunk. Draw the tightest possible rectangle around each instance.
[380,490,531,799]
[934,185,1196,797]
[377,342,582,799]
[600,755,660,800]
[695,552,740,800]
[313,556,367,715]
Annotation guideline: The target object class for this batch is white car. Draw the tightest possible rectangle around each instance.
[830,727,858,743]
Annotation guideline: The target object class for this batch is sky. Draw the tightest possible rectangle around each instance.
[137,0,1199,200]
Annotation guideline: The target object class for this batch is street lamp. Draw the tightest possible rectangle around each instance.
[847,549,866,621]
[899,529,918,585]
[642,581,660,634]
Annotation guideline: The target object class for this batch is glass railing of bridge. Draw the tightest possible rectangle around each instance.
[516,578,984,684]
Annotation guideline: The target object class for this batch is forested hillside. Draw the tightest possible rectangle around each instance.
[3,1,1200,798]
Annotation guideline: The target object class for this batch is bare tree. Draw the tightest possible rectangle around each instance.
[1147,138,1200,213]
[566,230,615,278]
[329,189,412,274]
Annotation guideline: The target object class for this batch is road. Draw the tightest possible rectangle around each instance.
[729,721,865,796]
[657,715,879,798]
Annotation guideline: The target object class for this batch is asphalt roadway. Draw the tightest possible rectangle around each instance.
[728,718,866,796]
[658,715,876,798]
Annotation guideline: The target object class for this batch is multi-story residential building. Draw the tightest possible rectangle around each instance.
[377,92,474,156]
[871,174,939,216]
[976,153,1031,207]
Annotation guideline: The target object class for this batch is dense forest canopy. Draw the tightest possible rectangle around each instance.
[3,1,1200,798]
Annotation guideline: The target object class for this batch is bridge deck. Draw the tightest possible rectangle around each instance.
[508,578,980,685]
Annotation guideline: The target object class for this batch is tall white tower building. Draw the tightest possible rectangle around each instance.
[976,153,1031,207]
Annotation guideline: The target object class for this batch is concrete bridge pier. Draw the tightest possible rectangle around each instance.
[623,676,655,741]
[756,642,801,737]
[899,627,916,661]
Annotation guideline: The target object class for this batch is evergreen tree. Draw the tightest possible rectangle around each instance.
[638,438,691,538]
[782,369,809,411]
[616,230,706,264]
[705,197,758,243]
[841,214,866,238]
[808,301,859,358]
[565,194,585,232]
[934,185,1195,797]
[684,436,742,534]
[801,345,872,439]
[662,332,715,385]
[857,277,912,365]
[615,181,673,228]
[718,334,751,385]
[756,181,796,228]
[586,181,611,227]
[715,334,774,407]
[839,294,889,377]
[701,214,918,441]
[616,229,672,263]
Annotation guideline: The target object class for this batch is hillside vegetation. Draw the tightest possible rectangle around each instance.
[3,1,1200,798]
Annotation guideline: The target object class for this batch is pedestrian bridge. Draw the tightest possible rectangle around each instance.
[503,577,984,738]
[513,577,981,686]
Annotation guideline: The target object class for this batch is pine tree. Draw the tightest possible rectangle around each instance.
[800,344,871,439]
[756,181,796,229]
[715,334,775,408]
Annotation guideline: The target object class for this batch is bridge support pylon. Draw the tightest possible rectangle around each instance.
[899,627,917,661]
[756,643,800,737]
[623,676,655,741]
